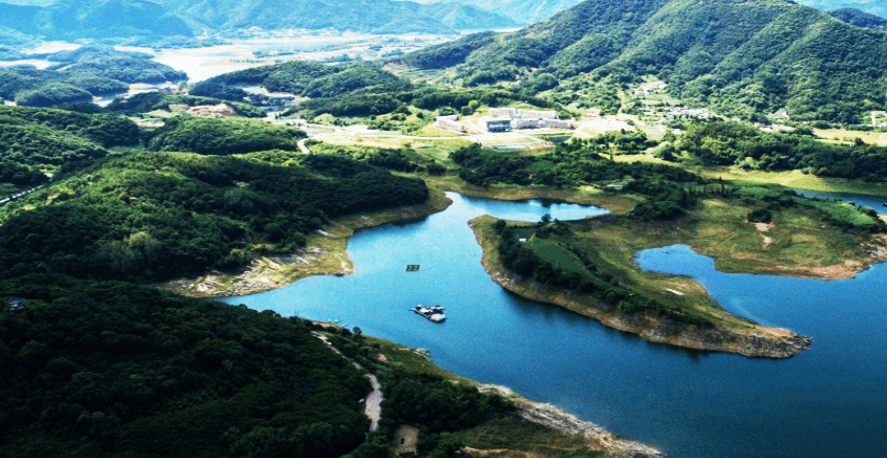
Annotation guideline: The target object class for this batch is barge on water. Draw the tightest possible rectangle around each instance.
[412,305,446,323]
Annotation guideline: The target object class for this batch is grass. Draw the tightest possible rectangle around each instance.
[414,124,466,137]
[456,417,607,458]
[814,128,887,146]
[523,237,611,290]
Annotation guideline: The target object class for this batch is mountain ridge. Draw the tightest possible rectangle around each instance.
[393,0,887,122]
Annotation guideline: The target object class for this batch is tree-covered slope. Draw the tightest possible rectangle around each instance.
[0,148,429,282]
[208,61,405,98]
[398,0,887,122]
[0,275,370,458]
[0,105,139,167]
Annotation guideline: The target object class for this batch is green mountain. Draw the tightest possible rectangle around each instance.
[797,0,887,20]
[395,0,887,122]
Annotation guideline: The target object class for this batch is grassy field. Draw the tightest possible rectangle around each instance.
[814,128,887,146]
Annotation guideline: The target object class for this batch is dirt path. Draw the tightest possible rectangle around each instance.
[313,332,383,432]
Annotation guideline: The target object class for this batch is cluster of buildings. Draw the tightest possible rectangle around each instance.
[481,108,573,132]
[434,108,573,134]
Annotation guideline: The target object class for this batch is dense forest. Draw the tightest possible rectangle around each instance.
[0,106,139,167]
[146,117,307,155]
[0,275,370,458]
[0,150,429,282]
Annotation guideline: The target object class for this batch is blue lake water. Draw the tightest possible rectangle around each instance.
[224,192,887,457]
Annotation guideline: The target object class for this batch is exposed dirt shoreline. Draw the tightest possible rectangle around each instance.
[468,219,813,359]
[484,385,665,458]
[159,190,453,298]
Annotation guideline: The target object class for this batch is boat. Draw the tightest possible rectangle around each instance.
[412,305,446,322]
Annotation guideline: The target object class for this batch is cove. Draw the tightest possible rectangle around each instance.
[224,192,887,457]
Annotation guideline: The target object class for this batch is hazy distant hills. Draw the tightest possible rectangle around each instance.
[156,0,518,34]
[797,0,887,20]
[406,0,585,24]
[395,0,887,122]
[0,0,194,41]
[827,7,887,30]
[0,0,521,43]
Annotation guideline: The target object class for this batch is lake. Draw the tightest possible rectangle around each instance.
[224,192,887,457]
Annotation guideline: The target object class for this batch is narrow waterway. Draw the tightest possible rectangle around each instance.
[224,192,887,457]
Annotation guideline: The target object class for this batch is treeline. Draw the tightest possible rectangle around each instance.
[208,61,401,99]
[298,84,555,118]
[304,141,447,174]
[0,274,369,458]
[491,220,714,327]
[146,117,307,156]
[451,142,700,219]
[0,152,429,282]
[678,122,887,180]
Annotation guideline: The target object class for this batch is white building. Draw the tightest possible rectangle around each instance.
[435,115,467,133]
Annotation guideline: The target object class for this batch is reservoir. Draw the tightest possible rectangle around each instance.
[224,192,887,457]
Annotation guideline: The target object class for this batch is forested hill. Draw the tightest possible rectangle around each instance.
[394,0,887,122]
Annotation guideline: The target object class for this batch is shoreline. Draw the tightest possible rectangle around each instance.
[159,189,453,298]
[479,384,664,458]
[468,217,813,359]
[359,333,663,457]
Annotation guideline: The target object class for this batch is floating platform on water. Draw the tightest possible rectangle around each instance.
[406,265,421,272]
[412,305,445,322]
